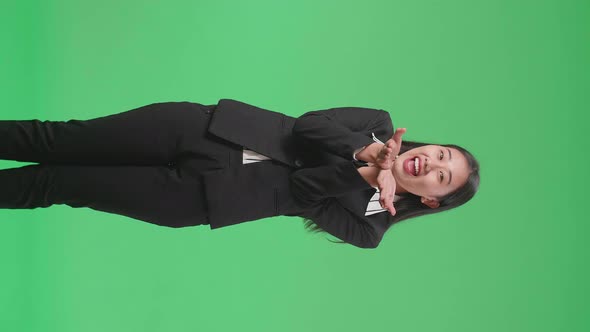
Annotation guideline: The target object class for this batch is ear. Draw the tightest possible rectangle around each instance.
[421,197,440,209]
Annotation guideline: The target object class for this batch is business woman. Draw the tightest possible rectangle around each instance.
[0,99,480,248]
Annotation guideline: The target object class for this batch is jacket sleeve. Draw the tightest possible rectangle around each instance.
[289,160,391,249]
[292,106,393,161]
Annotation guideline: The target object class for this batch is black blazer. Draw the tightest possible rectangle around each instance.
[202,98,395,248]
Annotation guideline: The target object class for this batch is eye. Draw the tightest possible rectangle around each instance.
[439,170,444,182]
[439,150,444,160]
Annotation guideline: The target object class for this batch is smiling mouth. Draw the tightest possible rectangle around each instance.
[404,157,420,176]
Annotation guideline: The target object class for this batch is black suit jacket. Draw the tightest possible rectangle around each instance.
[202,98,395,248]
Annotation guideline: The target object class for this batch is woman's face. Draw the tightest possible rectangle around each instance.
[391,145,471,208]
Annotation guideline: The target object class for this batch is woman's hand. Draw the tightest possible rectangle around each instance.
[374,128,406,170]
[356,166,397,215]
[376,168,397,216]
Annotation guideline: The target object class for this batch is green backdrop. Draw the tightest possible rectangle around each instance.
[1,0,588,331]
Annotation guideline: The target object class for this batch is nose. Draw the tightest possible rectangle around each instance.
[425,157,444,173]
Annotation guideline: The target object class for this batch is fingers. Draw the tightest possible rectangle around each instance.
[384,128,406,149]
[380,199,396,215]
[376,169,397,215]
[389,206,396,216]
[392,127,406,144]
[383,146,393,159]
[380,128,406,162]
[379,195,396,216]
[378,145,394,166]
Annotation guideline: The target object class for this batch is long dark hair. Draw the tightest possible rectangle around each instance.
[301,140,481,243]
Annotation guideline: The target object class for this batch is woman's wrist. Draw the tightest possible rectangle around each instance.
[356,164,380,187]
[354,142,382,164]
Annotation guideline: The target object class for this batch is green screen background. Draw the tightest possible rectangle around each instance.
[1,0,588,331]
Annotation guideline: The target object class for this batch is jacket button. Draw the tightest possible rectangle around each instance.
[294,159,303,167]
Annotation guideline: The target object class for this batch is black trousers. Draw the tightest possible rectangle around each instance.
[0,101,233,227]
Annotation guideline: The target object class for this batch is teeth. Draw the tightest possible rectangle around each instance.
[414,157,419,175]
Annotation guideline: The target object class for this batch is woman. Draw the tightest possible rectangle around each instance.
[0,99,479,249]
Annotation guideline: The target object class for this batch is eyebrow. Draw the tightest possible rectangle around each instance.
[447,148,452,185]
